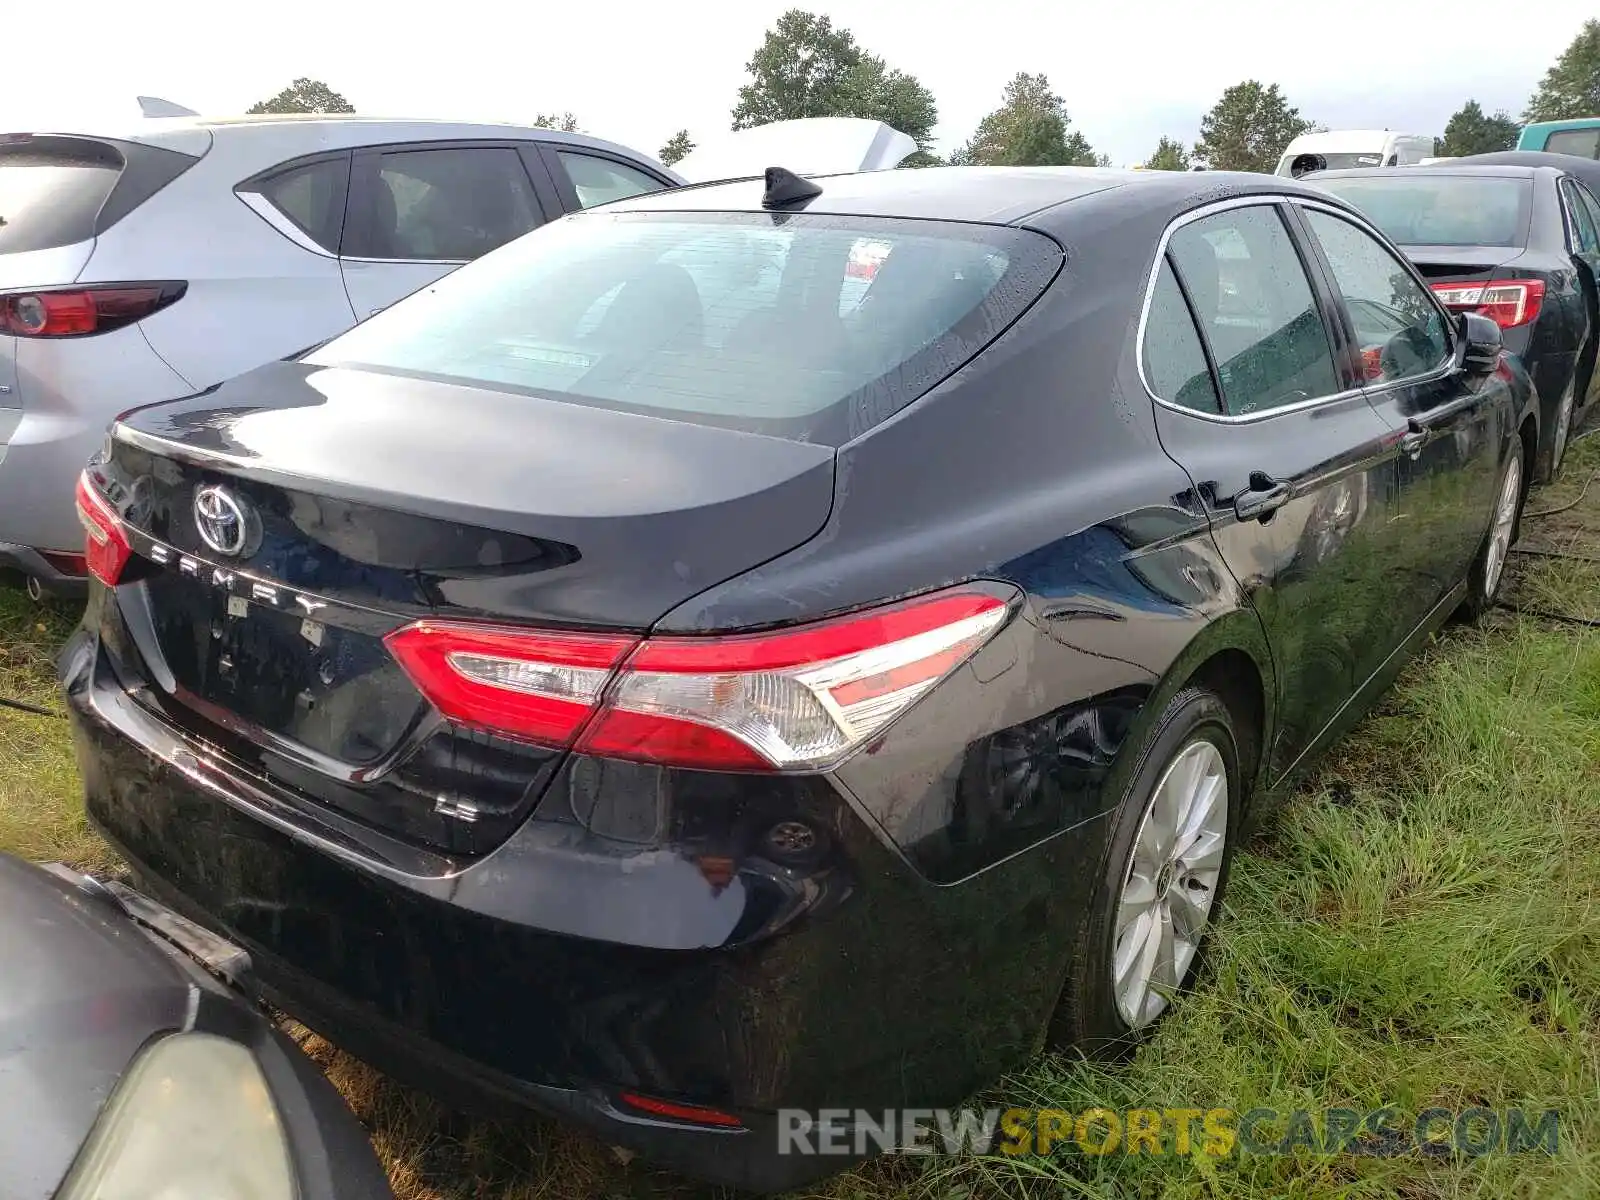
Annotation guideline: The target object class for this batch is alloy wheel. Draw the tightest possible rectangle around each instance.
[1483,454,1522,600]
[1111,739,1228,1028]
[1553,384,1575,478]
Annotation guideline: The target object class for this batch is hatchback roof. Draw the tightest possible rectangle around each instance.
[5,113,661,169]
[603,164,1327,225]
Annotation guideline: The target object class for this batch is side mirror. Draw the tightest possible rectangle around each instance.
[1455,311,1501,377]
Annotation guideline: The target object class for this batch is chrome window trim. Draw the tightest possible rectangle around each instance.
[235,190,338,260]
[1135,194,1359,424]
[1135,193,1457,425]
[338,254,470,267]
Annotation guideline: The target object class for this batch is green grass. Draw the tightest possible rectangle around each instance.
[3,432,1600,1200]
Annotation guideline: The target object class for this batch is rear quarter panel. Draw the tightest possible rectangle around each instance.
[78,132,358,390]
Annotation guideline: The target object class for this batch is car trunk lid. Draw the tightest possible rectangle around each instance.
[1398,244,1524,283]
[93,360,836,853]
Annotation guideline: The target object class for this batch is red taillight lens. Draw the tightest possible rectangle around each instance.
[385,587,1013,772]
[73,472,133,586]
[1430,279,1544,329]
[382,623,637,748]
[616,1091,744,1128]
[0,282,185,338]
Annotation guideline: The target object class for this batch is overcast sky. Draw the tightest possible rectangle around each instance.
[3,1,1593,166]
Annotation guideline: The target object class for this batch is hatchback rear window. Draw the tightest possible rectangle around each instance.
[306,210,1062,445]
[1311,175,1531,247]
[0,137,123,254]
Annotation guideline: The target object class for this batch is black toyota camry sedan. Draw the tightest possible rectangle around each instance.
[1311,158,1600,480]
[60,165,1536,1190]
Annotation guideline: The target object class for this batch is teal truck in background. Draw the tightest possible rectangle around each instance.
[1519,118,1600,157]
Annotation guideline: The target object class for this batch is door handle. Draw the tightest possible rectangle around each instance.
[1234,473,1291,522]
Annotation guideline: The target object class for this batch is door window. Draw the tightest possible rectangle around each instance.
[1575,182,1600,248]
[555,152,667,208]
[1561,179,1600,254]
[1301,208,1450,386]
[1142,258,1221,413]
[1167,205,1340,416]
[350,147,541,262]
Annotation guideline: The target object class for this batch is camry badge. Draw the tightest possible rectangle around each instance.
[194,485,251,557]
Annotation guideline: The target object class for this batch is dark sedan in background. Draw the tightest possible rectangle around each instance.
[1312,158,1600,479]
[0,853,391,1200]
[59,164,1534,1189]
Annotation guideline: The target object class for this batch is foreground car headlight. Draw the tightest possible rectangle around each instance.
[58,1031,295,1200]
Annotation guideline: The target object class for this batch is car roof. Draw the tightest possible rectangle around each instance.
[601,165,1338,226]
[1309,165,1557,181]
[13,114,666,171]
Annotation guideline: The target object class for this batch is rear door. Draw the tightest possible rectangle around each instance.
[1561,178,1600,415]
[338,142,552,319]
[1292,199,1498,637]
[1145,199,1400,781]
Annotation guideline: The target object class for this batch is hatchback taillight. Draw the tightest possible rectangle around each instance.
[74,472,133,586]
[1429,279,1544,330]
[385,588,1013,772]
[0,282,186,338]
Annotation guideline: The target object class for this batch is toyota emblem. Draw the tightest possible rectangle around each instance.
[193,485,251,557]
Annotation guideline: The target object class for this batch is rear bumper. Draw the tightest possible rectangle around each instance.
[0,542,87,598]
[60,625,1075,1189]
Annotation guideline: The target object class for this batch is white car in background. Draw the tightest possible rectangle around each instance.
[0,105,911,597]
[1275,130,1437,177]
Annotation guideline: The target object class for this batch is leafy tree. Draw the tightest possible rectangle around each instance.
[1437,100,1519,157]
[1526,20,1600,122]
[247,78,354,115]
[1144,136,1191,171]
[836,54,939,153]
[533,112,580,133]
[658,130,695,166]
[1194,81,1312,172]
[951,72,1100,167]
[730,9,939,153]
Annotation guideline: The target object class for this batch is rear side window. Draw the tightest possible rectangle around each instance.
[1562,179,1600,254]
[556,152,668,209]
[252,156,349,253]
[349,147,542,262]
[1142,258,1220,413]
[308,211,1063,446]
[1312,175,1531,248]
[1168,205,1340,416]
[0,138,122,254]
[1545,128,1600,159]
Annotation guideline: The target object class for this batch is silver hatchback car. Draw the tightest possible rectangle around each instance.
[0,112,691,596]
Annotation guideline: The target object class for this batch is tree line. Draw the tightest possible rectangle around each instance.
[251,16,1600,171]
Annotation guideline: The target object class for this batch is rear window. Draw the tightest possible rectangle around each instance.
[0,137,123,254]
[1311,175,1531,247]
[1544,128,1600,159]
[306,210,1062,445]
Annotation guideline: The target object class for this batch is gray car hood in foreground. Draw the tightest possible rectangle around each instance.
[0,855,194,1200]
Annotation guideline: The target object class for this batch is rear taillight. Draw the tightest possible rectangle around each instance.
[74,471,133,586]
[1429,279,1544,330]
[0,282,185,338]
[385,587,1013,772]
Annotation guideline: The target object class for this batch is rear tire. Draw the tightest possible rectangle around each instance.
[1542,377,1576,484]
[1047,687,1239,1057]
[1461,439,1525,622]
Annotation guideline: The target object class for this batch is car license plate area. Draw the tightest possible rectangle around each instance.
[141,568,421,766]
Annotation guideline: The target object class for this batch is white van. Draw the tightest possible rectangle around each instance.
[1274,130,1436,177]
